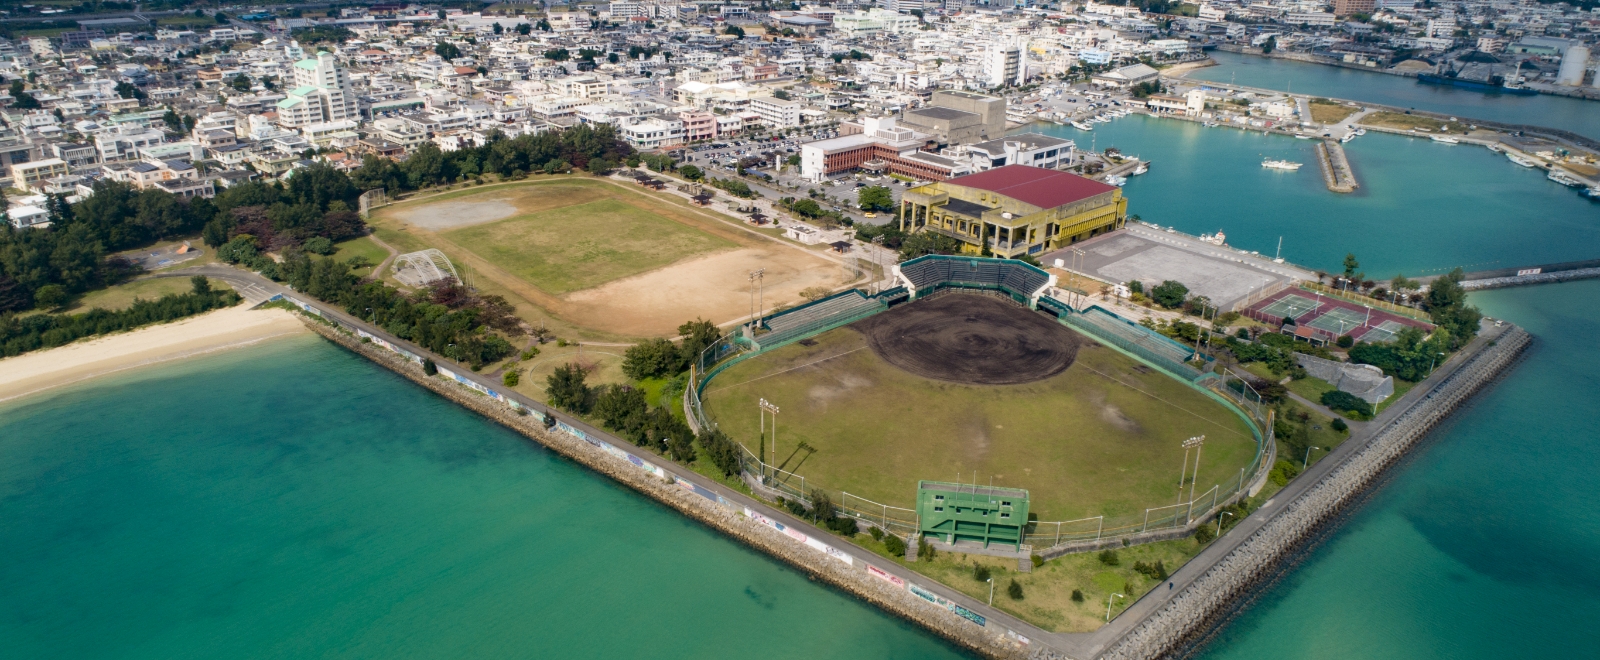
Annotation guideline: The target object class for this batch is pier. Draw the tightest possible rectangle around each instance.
[1315,139,1359,193]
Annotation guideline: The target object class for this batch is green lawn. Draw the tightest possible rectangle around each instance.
[702,328,1260,523]
[331,236,390,278]
[1285,375,1337,404]
[442,198,736,294]
[65,278,194,313]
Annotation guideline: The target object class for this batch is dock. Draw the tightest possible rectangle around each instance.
[1316,139,1359,193]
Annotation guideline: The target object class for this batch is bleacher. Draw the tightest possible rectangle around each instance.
[898,255,1051,298]
[757,290,884,350]
[1065,307,1201,379]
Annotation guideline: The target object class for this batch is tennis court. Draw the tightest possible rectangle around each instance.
[1259,293,1321,320]
[1306,307,1369,335]
[1358,320,1408,343]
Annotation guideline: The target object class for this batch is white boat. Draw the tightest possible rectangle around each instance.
[1104,175,1128,187]
[1131,162,1149,175]
[1431,135,1461,144]
[1071,120,1093,131]
[1548,169,1585,187]
[1354,128,1367,136]
[1202,121,1220,128]
[1262,159,1303,171]
[1584,187,1600,200]
[1506,152,1539,168]
[1295,134,1314,140]
[1340,132,1357,143]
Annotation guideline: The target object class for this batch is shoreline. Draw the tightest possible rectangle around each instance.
[0,305,308,404]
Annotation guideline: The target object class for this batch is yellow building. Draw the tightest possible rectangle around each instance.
[899,165,1126,257]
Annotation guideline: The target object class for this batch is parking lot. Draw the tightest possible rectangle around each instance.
[1044,225,1316,311]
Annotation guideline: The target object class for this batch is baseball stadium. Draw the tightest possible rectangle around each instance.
[688,255,1275,554]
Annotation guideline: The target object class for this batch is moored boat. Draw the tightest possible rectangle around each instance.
[1262,159,1303,171]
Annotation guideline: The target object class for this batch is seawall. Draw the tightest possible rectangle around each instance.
[1092,324,1531,660]
[293,317,1034,660]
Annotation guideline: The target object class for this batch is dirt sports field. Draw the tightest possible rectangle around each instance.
[372,179,854,337]
[702,294,1259,521]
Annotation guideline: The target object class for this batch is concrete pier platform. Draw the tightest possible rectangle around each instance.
[1317,140,1359,193]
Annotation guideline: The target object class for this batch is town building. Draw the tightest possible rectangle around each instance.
[800,116,969,182]
[898,91,1007,146]
[899,165,1127,258]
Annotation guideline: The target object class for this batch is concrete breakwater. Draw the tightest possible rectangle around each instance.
[293,317,1035,660]
[1315,140,1359,193]
[1093,324,1530,660]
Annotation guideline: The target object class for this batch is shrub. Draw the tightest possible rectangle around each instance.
[1195,523,1215,544]
[1133,560,1168,580]
[1335,334,1355,348]
[1071,589,1085,603]
[1321,390,1374,418]
[869,526,884,541]
[973,564,992,582]
[1031,554,1044,568]
[919,537,936,561]
[1331,418,1349,432]
[1007,579,1024,600]
[423,358,437,376]
[1150,280,1189,308]
[884,534,906,557]
[302,236,335,255]
[1098,549,1120,566]
[502,369,521,387]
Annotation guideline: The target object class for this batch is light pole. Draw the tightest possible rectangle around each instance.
[987,578,995,606]
[1430,351,1445,375]
[1216,511,1233,536]
[1106,592,1125,622]
[1302,445,1324,470]
[1183,435,1205,523]
[759,398,780,474]
[747,268,765,332]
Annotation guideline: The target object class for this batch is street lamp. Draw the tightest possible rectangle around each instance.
[1106,592,1126,622]
[1216,511,1233,536]
[987,577,995,606]
[1302,445,1325,470]
[1430,351,1446,374]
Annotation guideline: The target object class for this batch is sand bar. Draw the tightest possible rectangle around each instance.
[0,305,308,403]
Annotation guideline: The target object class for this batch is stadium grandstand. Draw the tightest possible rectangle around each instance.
[894,254,1054,307]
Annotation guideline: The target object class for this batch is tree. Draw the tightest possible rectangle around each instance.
[883,534,906,557]
[492,21,504,34]
[1007,579,1024,600]
[435,41,462,60]
[515,22,532,35]
[623,337,683,379]
[537,18,552,31]
[1424,268,1481,348]
[1150,280,1189,308]
[677,318,722,365]
[33,284,67,310]
[1342,253,1360,280]
[1322,390,1373,418]
[230,74,251,91]
[1099,549,1120,566]
[113,81,146,100]
[544,48,570,61]
[1263,35,1277,54]
[547,363,592,413]
[791,198,823,218]
[696,427,742,476]
[857,185,894,213]
[677,164,704,181]
[724,25,745,37]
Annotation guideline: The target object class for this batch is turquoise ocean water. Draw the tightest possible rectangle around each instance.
[5,54,1600,657]
[0,335,968,660]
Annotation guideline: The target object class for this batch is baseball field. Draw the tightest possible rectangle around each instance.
[700,295,1260,522]
[370,178,854,338]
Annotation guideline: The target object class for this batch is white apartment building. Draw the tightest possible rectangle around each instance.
[960,134,1075,172]
[93,125,165,162]
[1286,12,1337,27]
[983,43,1024,88]
[750,97,803,128]
[619,115,686,150]
[276,52,358,128]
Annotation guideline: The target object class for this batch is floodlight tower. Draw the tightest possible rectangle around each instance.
[759,398,780,474]
[1183,435,1205,523]
[748,268,766,331]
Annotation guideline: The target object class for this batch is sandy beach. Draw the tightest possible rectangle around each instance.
[0,305,308,403]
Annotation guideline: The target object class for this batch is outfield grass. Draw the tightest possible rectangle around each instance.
[441,198,736,295]
[702,327,1260,522]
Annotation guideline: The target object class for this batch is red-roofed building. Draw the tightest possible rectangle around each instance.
[899,165,1126,258]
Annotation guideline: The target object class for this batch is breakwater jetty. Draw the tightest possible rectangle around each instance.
[1315,139,1359,193]
[1083,322,1530,660]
